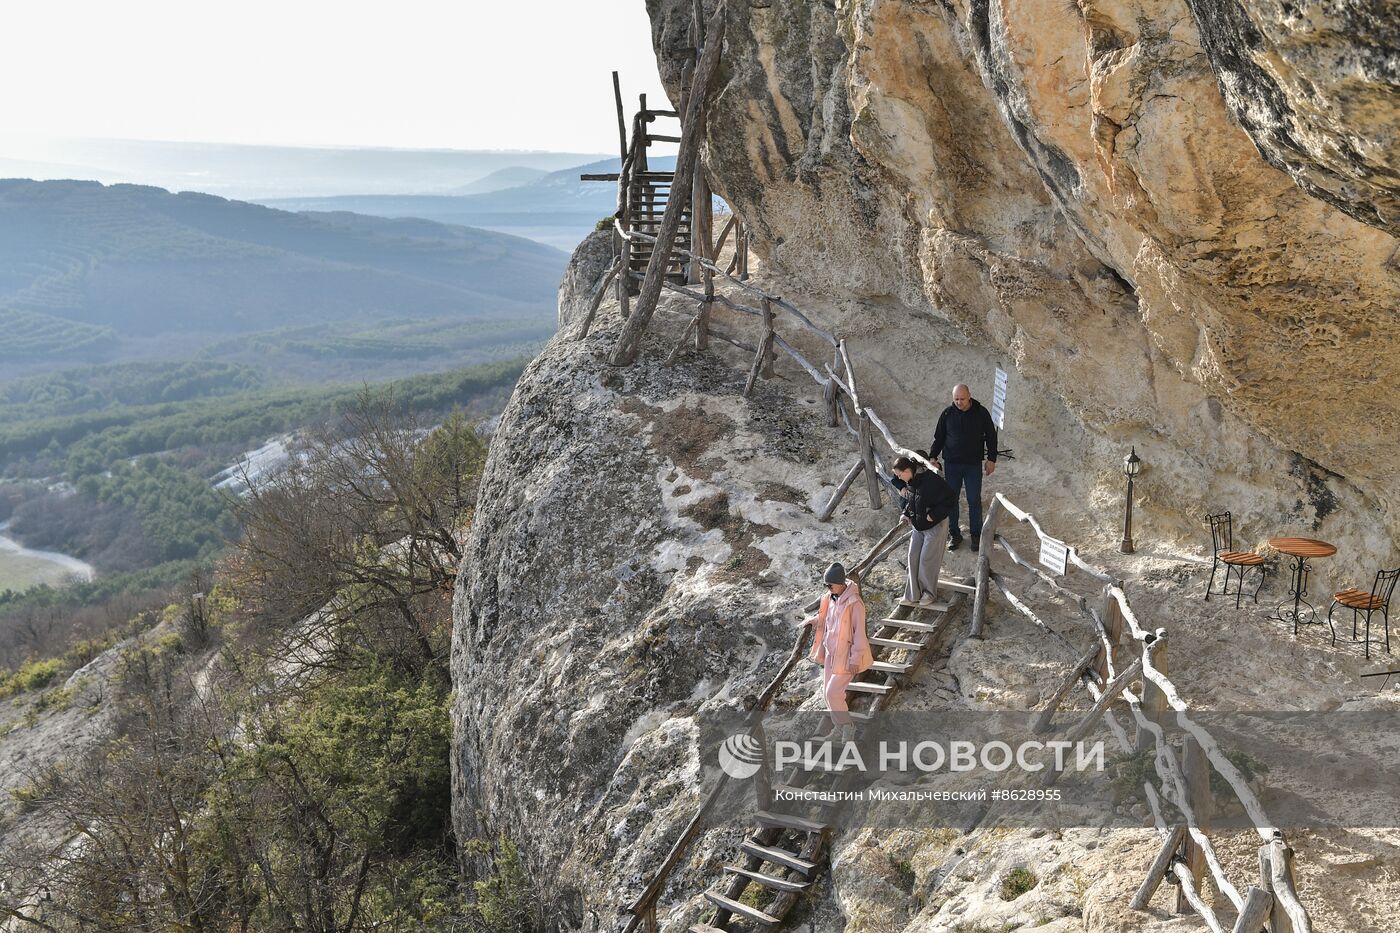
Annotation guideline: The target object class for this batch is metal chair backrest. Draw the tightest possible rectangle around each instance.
[1372,567,1400,609]
[1207,512,1233,554]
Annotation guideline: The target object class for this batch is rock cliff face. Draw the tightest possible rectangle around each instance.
[647,0,1399,565]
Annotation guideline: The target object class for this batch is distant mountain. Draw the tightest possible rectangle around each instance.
[259,157,676,250]
[0,136,612,200]
[0,179,567,359]
[449,166,549,195]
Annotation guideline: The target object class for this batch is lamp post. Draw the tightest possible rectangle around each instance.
[1120,448,1141,554]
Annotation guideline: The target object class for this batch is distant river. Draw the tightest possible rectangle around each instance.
[0,522,94,593]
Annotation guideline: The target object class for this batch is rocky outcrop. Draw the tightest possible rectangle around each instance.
[557,227,614,331]
[646,0,1399,566]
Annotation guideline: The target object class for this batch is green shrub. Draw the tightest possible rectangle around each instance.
[463,836,534,932]
[1000,866,1038,901]
[890,856,916,891]
[0,657,65,697]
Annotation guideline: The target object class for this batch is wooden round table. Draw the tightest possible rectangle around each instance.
[1267,537,1338,634]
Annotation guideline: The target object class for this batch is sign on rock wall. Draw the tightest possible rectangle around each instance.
[991,365,1008,431]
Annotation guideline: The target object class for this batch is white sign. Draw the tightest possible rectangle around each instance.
[1039,535,1069,577]
[991,366,1008,431]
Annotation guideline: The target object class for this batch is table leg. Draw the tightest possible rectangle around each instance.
[1269,555,1319,630]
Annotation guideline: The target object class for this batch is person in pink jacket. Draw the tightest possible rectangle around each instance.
[800,562,874,732]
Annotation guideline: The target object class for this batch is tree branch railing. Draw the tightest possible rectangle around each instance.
[970,491,1313,932]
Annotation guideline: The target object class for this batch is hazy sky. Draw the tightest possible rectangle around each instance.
[1,1,669,152]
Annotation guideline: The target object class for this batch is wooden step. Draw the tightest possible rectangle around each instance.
[754,809,830,833]
[869,659,912,674]
[891,598,952,612]
[939,577,976,594]
[690,925,727,933]
[704,890,780,927]
[869,635,922,650]
[740,840,817,875]
[880,617,937,633]
[723,865,810,892]
[846,679,893,694]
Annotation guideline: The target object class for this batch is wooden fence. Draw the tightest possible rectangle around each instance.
[970,492,1312,933]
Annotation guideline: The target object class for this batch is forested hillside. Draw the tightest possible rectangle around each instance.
[0,180,565,370]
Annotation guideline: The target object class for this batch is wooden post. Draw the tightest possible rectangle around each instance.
[818,460,865,522]
[575,259,620,340]
[858,415,882,509]
[1176,735,1211,914]
[610,1,726,366]
[1137,629,1169,753]
[823,376,839,427]
[695,210,714,350]
[1232,886,1275,933]
[1033,643,1101,734]
[1098,584,1125,681]
[1130,824,1186,910]
[689,162,712,284]
[611,71,628,164]
[743,300,776,397]
[712,212,736,257]
[1257,845,1276,932]
[678,18,695,116]
[665,316,700,365]
[1266,836,1297,933]
[695,298,710,350]
[969,497,1004,638]
[760,297,776,377]
[637,93,649,172]
[618,237,632,318]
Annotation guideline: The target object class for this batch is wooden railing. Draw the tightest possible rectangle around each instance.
[970,492,1312,933]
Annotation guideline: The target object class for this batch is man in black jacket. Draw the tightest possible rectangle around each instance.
[928,383,998,552]
[890,456,958,607]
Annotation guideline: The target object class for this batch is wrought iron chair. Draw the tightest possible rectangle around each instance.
[1329,567,1399,659]
[1205,511,1265,609]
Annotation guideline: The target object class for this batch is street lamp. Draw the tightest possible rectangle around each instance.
[1120,448,1141,554]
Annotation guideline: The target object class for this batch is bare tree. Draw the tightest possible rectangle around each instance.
[229,391,485,680]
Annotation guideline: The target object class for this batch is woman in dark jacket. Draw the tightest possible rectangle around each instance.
[890,456,958,608]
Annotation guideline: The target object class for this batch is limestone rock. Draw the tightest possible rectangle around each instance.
[1183,0,1400,233]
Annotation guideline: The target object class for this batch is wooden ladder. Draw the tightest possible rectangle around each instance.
[692,589,966,932]
[627,171,691,293]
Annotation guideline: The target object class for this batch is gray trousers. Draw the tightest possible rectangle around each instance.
[904,521,949,602]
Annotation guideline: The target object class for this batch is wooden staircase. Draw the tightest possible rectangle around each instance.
[691,588,966,932]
